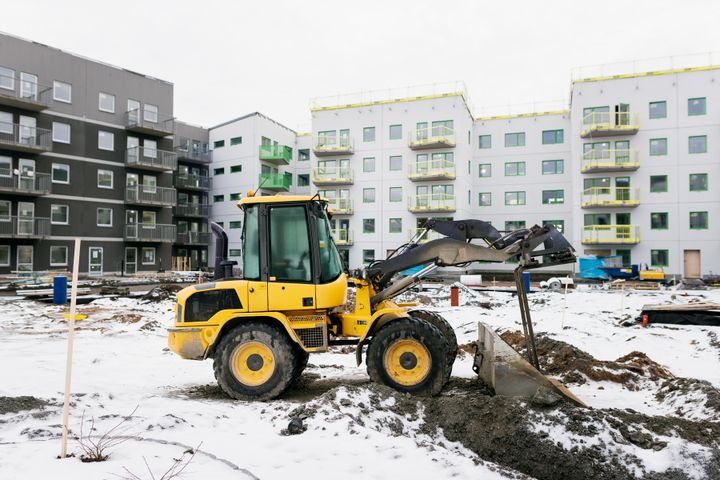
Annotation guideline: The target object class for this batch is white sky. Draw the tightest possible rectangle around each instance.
[2,0,719,130]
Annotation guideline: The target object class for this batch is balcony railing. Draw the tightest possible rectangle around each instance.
[259,172,291,191]
[332,228,353,246]
[175,174,211,190]
[259,145,292,165]
[408,194,456,213]
[312,167,354,185]
[125,109,174,136]
[0,217,50,238]
[581,148,640,173]
[409,125,456,150]
[407,160,456,181]
[126,146,178,171]
[0,171,51,195]
[124,223,176,243]
[326,197,353,215]
[125,185,177,207]
[176,231,212,245]
[175,203,211,217]
[0,74,51,110]
[581,187,640,208]
[174,146,212,163]
[581,224,640,245]
[313,135,354,156]
[0,123,52,153]
[580,111,639,138]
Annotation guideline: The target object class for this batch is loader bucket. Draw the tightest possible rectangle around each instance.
[473,322,586,407]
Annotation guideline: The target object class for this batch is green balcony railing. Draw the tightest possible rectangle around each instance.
[259,145,292,164]
[259,172,291,191]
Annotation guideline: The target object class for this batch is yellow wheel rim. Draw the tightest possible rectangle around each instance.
[383,339,431,386]
[230,341,276,387]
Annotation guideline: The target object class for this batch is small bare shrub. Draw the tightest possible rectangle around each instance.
[77,406,139,462]
[116,443,202,480]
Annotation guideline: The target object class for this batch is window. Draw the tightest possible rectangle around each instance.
[268,205,312,282]
[505,220,526,231]
[0,245,8,266]
[543,220,565,234]
[689,173,708,191]
[0,200,9,220]
[142,211,156,225]
[504,132,525,147]
[142,175,157,193]
[649,101,666,119]
[144,104,158,123]
[97,208,112,227]
[363,188,375,203]
[142,247,156,265]
[505,191,526,206]
[363,127,375,142]
[479,135,491,149]
[298,149,310,161]
[690,211,708,229]
[229,221,242,229]
[479,192,492,206]
[52,163,70,184]
[230,136,242,145]
[230,164,242,173]
[229,249,242,257]
[0,156,9,177]
[542,159,564,175]
[542,190,564,204]
[229,193,241,201]
[51,122,71,144]
[51,204,69,225]
[650,175,668,193]
[363,157,375,172]
[389,218,402,233]
[651,212,668,230]
[542,129,564,144]
[98,92,115,113]
[583,106,610,124]
[363,218,375,233]
[479,164,491,177]
[213,194,224,203]
[0,66,14,90]
[144,139,157,158]
[689,135,707,154]
[0,112,12,134]
[98,130,114,151]
[389,124,402,140]
[50,246,68,266]
[53,81,71,103]
[298,174,310,187]
[504,162,525,176]
[363,249,375,265]
[214,140,225,149]
[688,97,706,116]
[651,250,669,267]
[214,167,224,176]
[649,138,667,156]
[389,155,402,171]
[389,187,402,202]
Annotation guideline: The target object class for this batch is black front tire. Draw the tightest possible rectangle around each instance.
[409,310,458,380]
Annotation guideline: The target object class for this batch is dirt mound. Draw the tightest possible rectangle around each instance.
[0,396,47,415]
[109,313,143,323]
[141,284,183,301]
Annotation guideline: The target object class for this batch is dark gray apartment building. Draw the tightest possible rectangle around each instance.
[0,33,210,275]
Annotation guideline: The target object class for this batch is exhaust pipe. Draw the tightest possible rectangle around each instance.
[211,222,237,280]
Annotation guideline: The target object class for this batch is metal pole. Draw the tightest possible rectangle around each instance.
[60,238,81,458]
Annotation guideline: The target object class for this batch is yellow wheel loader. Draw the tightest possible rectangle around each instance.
[168,194,583,404]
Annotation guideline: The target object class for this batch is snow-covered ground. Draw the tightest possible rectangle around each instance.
[0,286,718,479]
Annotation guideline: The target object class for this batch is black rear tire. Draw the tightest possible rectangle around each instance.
[291,346,310,383]
[409,310,458,381]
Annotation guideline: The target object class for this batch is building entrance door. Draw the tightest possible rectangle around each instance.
[683,250,700,278]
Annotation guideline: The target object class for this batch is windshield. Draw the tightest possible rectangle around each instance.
[314,202,343,282]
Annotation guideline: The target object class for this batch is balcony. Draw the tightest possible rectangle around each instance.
[326,198,353,215]
[175,203,211,218]
[581,225,640,245]
[0,217,50,239]
[174,146,212,164]
[409,228,443,243]
[332,229,353,246]
[124,223,176,243]
[0,124,52,153]
[259,145,292,165]
[407,160,456,181]
[409,126,455,150]
[175,174,211,190]
[125,185,177,207]
[408,194,456,213]
[0,172,51,196]
[125,109,174,136]
[259,172,291,192]
[176,231,212,245]
[581,149,640,173]
[312,167,354,186]
[313,135,354,156]
[581,187,640,208]
[580,112,639,138]
[0,75,51,111]
[126,146,178,172]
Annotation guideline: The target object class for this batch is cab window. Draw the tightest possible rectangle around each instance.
[268,205,312,282]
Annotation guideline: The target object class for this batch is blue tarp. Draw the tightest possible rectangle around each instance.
[578,256,609,280]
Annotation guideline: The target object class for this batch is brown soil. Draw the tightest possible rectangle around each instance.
[141,284,183,302]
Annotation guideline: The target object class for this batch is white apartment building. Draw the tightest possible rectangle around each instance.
[208,58,720,278]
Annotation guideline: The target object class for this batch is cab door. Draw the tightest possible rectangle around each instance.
[242,203,268,311]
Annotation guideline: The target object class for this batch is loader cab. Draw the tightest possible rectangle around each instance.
[238,195,346,312]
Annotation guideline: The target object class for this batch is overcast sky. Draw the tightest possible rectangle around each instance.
[3,0,719,130]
